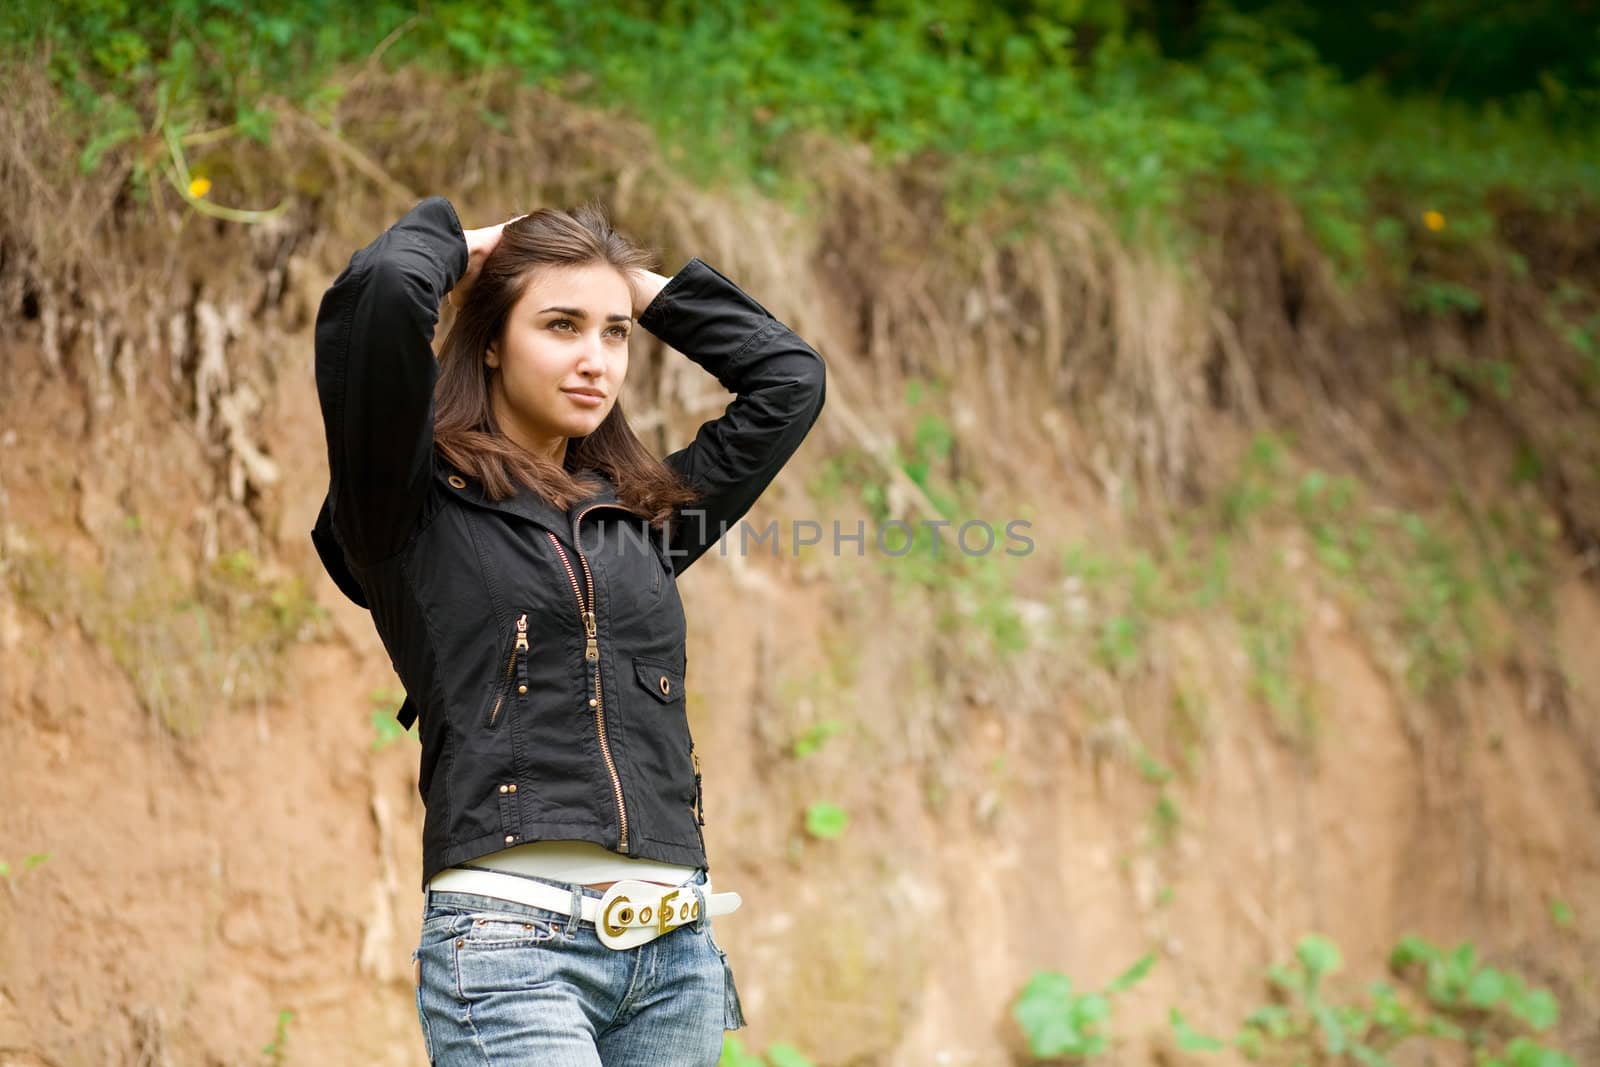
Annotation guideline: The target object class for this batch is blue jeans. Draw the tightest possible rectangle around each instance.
[411,871,745,1066]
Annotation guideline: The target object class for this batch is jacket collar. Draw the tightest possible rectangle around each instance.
[434,464,646,543]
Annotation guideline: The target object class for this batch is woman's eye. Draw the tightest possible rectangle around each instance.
[606,326,629,340]
[551,319,574,331]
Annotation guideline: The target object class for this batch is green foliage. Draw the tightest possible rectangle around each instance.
[1221,431,1551,698]
[1389,937,1560,1031]
[6,0,1596,260]
[1194,933,1579,1066]
[1408,279,1485,317]
[790,719,843,759]
[260,1008,293,1067]
[368,686,414,751]
[1237,589,1314,743]
[718,1038,765,1067]
[718,1036,816,1067]
[0,853,53,886]
[4,526,329,735]
[814,378,1029,661]
[1013,954,1155,1060]
[763,1045,817,1067]
[1170,1008,1228,1052]
[803,802,849,840]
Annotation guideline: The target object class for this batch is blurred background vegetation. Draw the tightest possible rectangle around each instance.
[6,0,1597,261]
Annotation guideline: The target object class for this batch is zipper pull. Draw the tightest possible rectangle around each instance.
[583,611,598,662]
[514,614,531,694]
[693,751,705,827]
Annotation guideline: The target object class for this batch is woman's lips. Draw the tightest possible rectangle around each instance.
[563,390,605,407]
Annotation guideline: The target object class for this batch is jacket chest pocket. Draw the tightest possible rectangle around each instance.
[634,656,682,705]
[633,655,692,769]
[633,656,699,801]
[633,656,705,842]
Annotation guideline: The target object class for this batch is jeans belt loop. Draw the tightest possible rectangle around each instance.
[565,883,584,938]
[688,880,710,935]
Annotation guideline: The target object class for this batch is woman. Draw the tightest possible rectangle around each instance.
[311,195,826,1065]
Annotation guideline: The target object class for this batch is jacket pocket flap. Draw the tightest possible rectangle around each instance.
[633,657,682,703]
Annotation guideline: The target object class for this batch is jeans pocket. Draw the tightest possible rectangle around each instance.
[459,914,562,947]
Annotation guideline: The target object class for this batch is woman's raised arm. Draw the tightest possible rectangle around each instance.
[635,259,827,573]
[313,197,479,566]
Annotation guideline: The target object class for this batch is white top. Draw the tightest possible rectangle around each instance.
[440,839,700,888]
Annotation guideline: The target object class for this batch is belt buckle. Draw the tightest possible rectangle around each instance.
[595,879,701,950]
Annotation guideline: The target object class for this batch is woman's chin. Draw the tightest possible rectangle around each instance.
[560,413,608,439]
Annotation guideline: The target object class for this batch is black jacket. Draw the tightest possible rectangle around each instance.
[311,197,825,888]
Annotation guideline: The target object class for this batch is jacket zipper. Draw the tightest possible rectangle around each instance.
[487,613,529,728]
[692,748,706,842]
[546,510,629,853]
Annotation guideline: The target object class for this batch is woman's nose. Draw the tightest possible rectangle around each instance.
[575,335,606,374]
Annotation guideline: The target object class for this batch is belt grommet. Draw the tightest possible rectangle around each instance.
[447,475,467,489]
[640,906,652,924]
[659,676,671,696]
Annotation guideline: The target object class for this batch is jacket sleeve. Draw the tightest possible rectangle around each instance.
[313,196,468,566]
[640,258,827,573]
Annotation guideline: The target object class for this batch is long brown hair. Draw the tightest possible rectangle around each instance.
[433,205,698,525]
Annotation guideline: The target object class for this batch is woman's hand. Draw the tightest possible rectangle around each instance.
[449,215,526,309]
[627,267,672,319]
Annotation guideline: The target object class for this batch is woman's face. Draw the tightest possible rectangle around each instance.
[487,263,633,459]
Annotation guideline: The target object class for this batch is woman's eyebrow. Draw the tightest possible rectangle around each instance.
[538,306,634,323]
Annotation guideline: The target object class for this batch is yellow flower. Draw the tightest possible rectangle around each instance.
[1423,210,1445,232]
[189,176,212,199]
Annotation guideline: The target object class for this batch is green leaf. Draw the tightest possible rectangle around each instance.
[1389,934,1435,969]
[1314,1004,1347,1054]
[370,709,408,751]
[1073,992,1110,1023]
[1549,899,1575,929]
[78,122,141,174]
[1297,933,1342,980]
[1508,988,1560,1031]
[1242,1004,1290,1028]
[791,720,842,758]
[1499,1036,1577,1067]
[1465,967,1510,1008]
[1013,971,1098,1058]
[764,1043,816,1067]
[717,1036,764,1067]
[21,853,50,872]
[1351,1043,1396,1067]
[803,802,849,840]
[1105,952,1156,993]
[1170,1009,1226,1052]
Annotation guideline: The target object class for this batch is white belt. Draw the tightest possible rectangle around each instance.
[428,867,742,950]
